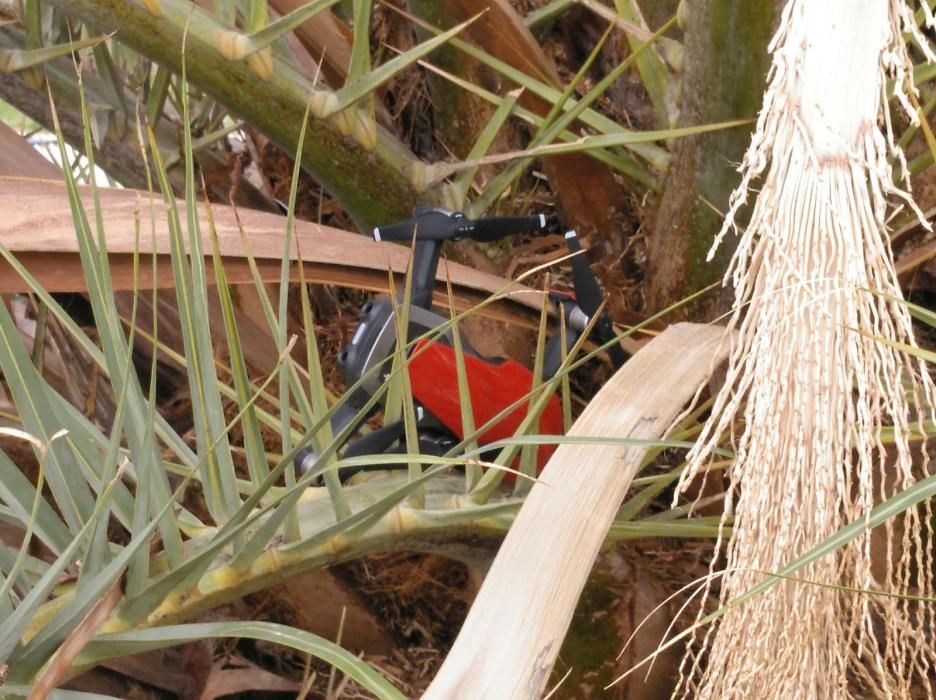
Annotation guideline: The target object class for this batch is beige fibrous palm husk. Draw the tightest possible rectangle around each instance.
[673,2,936,698]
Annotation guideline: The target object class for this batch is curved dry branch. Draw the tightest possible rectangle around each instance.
[424,322,730,699]
[0,177,549,326]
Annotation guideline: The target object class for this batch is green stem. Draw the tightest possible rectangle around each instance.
[45,0,432,230]
[0,27,276,209]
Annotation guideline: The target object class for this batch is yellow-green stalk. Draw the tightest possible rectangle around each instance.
[674,2,936,698]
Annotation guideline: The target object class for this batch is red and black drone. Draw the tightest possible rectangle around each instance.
[295,207,627,482]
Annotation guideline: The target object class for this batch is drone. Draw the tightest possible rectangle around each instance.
[294,207,627,483]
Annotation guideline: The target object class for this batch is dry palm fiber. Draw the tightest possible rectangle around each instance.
[672,2,936,698]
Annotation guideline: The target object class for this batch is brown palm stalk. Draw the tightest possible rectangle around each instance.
[673,2,936,698]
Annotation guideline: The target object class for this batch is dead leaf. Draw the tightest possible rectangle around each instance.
[200,655,301,700]
[0,121,61,180]
[0,176,543,324]
[276,570,395,655]
[28,577,122,700]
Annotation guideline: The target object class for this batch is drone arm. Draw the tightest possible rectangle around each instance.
[410,239,443,310]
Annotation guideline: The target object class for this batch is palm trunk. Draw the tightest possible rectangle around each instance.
[644,0,778,320]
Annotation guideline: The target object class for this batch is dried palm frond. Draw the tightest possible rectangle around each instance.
[674,2,936,698]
